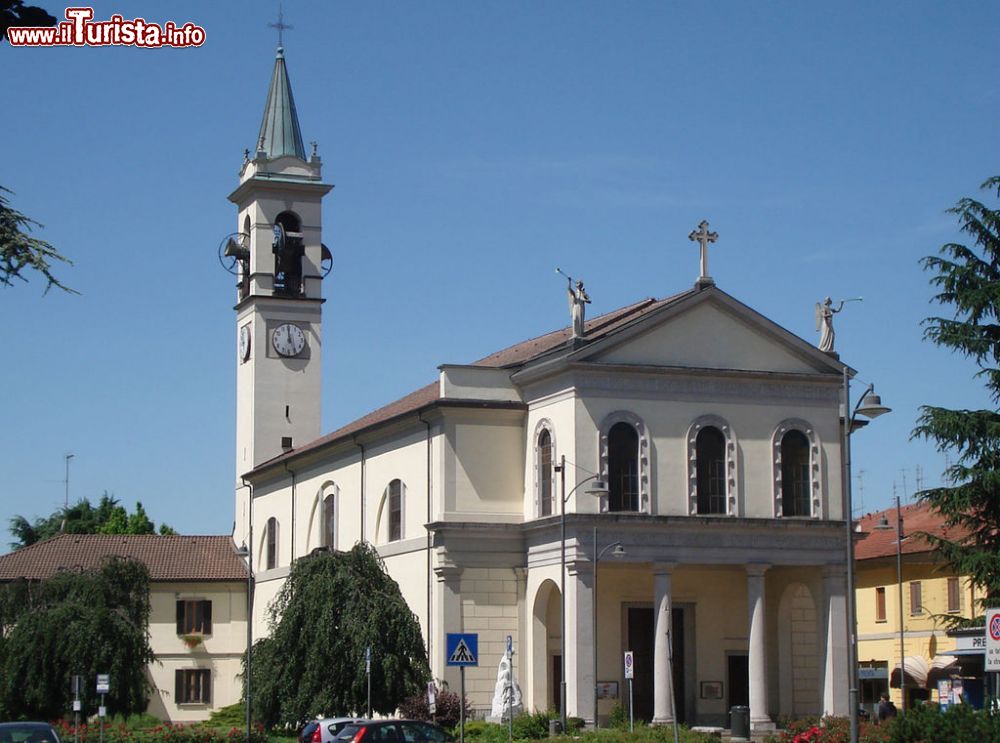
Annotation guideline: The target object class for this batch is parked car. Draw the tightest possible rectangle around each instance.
[0,722,62,743]
[335,721,452,743]
[303,718,369,743]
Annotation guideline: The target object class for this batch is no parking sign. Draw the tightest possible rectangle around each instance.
[624,651,634,679]
[986,608,1000,671]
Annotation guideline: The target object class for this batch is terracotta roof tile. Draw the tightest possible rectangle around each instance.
[855,501,972,561]
[0,534,248,582]
[258,290,696,469]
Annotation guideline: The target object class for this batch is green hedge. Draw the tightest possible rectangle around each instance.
[52,721,269,743]
[767,706,1000,743]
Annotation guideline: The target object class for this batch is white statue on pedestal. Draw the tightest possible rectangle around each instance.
[488,652,523,722]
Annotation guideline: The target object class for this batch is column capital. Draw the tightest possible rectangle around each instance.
[433,562,462,583]
[745,563,771,578]
[822,563,846,581]
[653,561,677,576]
[567,559,593,577]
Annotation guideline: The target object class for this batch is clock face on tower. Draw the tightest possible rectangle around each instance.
[271,323,306,357]
[239,324,251,362]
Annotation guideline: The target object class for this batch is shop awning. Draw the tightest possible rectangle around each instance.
[890,655,928,688]
[926,656,960,688]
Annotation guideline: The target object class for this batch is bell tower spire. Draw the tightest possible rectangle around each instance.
[256,45,306,160]
[229,41,332,549]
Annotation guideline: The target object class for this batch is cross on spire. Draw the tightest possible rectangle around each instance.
[269,5,293,48]
[687,219,719,288]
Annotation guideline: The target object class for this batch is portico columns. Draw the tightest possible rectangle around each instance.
[566,560,596,725]
[434,562,463,690]
[821,564,848,716]
[652,563,676,726]
[747,564,773,730]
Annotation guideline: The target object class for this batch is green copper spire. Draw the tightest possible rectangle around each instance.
[256,46,306,160]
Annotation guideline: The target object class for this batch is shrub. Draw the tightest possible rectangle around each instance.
[511,710,555,739]
[397,689,471,731]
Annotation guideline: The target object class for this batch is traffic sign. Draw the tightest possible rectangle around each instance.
[986,608,1000,671]
[446,633,479,666]
[624,651,634,679]
[96,674,110,694]
[506,634,513,656]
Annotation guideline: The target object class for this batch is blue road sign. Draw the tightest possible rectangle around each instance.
[446,633,479,666]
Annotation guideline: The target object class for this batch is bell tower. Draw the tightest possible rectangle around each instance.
[229,45,332,547]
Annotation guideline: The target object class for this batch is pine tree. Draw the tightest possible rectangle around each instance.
[914,175,1000,620]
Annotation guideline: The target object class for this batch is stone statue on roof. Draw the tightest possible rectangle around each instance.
[815,296,844,353]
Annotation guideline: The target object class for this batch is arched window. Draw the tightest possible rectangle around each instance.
[781,430,811,517]
[265,517,278,570]
[388,479,403,542]
[538,428,554,516]
[323,493,336,549]
[696,426,727,514]
[608,422,640,512]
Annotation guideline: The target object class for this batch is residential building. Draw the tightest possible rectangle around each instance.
[854,501,981,712]
[0,534,248,722]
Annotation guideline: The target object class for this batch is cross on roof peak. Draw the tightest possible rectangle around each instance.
[269,5,293,48]
[687,219,719,288]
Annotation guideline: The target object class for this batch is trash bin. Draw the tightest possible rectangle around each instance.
[730,705,750,740]
[548,720,562,737]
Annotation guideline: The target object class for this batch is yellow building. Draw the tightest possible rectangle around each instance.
[854,501,982,713]
[0,534,249,722]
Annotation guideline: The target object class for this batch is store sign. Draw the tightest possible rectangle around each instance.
[858,666,888,680]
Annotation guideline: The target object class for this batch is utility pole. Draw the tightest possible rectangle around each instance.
[62,453,74,532]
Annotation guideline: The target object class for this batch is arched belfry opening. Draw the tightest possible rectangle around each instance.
[272,210,304,296]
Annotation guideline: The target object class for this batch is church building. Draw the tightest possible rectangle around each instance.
[228,47,854,732]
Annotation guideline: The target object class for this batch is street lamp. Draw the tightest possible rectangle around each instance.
[842,379,891,743]
[553,455,608,731]
[875,496,906,712]
[592,527,624,728]
[234,542,254,743]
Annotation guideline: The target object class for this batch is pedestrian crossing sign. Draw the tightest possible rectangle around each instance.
[446,633,479,666]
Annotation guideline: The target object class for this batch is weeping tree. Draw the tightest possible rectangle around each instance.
[0,557,154,719]
[247,544,429,727]
[914,175,1000,623]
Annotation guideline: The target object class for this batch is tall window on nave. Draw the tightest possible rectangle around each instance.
[608,422,639,512]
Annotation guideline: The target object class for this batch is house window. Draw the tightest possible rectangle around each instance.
[780,430,811,517]
[910,581,922,615]
[388,479,403,542]
[176,600,212,635]
[323,492,336,549]
[266,517,278,570]
[175,669,211,705]
[538,428,554,517]
[875,587,886,623]
[696,426,726,515]
[947,577,961,613]
[607,422,639,512]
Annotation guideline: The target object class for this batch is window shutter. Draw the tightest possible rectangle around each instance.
[202,600,213,634]
[203,669,212,704]
[175,669,184,703]
[176,601,185,635]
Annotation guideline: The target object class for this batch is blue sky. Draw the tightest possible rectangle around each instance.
[3,1,997,540]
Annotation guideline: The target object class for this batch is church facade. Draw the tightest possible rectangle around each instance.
[230,48,853,731]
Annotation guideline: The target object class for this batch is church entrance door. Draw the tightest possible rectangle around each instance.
[626,607,686,723]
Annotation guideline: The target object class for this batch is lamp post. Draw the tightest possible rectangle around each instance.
[592,527,624,728]
[842,376,891,743]
[876,495,906,712]
[234,541,254,743]
[553,454,608,731]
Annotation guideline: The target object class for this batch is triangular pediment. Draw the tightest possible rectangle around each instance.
[574,288,844,376]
